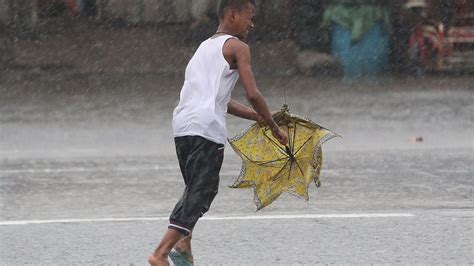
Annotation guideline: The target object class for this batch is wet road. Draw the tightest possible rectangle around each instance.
[0,74,473,264]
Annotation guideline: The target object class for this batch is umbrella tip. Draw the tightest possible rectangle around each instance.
[282,104,289,112]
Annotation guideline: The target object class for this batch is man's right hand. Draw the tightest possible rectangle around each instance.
[271,126,288,145]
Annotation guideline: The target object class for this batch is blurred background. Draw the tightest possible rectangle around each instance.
[1,0,473,78]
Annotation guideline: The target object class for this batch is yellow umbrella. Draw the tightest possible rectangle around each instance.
[229,104,339,210]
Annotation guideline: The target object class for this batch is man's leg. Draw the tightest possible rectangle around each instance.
[149,136,191,265]
[149,136,222,265]
[148,228,184,266]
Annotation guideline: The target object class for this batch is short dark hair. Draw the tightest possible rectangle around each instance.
[218,0,256,19]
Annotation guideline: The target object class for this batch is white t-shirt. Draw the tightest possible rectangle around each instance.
[172,34,240,145]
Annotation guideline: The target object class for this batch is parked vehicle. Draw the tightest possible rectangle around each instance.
[406,0,474,73]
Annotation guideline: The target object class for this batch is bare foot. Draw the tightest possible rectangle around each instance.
[148,254,169,266]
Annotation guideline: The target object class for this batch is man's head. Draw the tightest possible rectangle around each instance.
[217,0,256,40]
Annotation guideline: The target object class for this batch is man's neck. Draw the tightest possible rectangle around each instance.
[215,24,234,36]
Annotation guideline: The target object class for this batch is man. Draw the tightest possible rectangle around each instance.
[148,1,287,265]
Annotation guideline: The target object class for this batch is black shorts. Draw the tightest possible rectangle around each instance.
[168,136,224,235]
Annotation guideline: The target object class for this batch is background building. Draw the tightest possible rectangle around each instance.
[1,0,472,75]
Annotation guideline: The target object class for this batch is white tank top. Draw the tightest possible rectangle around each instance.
[172,34,240,144]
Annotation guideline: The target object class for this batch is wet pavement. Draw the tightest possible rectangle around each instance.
[0,72,473,264]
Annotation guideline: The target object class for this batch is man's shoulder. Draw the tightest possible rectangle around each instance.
[225,37,247,47]
[224,38,250,54]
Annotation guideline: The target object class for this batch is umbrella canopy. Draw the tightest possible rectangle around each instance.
[228,104,339,210]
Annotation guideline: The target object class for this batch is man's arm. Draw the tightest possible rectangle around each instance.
[228,100,282,123]
[224,39,288,145]
[227,99,260,121]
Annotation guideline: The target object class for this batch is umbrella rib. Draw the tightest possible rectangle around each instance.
[272,160,290,181]
[239,151,255,164]
[294,135,313,157]
[286,120,292,153]
[287,160,293,180]
[294,159,305,176]
[292,123,297,154]
[238,148,288,166]
[251,157,289,166]
[263,130,288,156]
